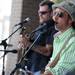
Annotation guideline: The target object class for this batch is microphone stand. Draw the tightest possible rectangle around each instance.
[0,25,25,75]
[10,31,45,75]
[0,50,17,59]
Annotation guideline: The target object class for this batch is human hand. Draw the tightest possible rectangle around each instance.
[41,71,52,75]
[18,34,30,49]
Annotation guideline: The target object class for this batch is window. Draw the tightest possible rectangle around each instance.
[0,0,12,74]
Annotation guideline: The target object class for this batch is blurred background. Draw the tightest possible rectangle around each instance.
[0,0,63,75]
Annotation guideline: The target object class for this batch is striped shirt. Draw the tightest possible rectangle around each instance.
[46,27,75,75]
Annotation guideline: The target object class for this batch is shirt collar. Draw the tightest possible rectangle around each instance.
[54,27,75,41]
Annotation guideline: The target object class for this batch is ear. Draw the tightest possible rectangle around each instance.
[50,11,53,17]
[69,19,73,25]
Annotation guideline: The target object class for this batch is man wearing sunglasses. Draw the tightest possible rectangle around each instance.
[43,0,75,75]
[18,0,57,75]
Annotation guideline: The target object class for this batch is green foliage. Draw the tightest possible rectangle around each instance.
[53,0,64,3]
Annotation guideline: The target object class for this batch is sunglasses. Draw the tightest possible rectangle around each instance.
[38,11,49,15]
[53,12,64,18]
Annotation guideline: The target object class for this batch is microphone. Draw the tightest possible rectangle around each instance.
[31,23,47,33]
[6,50,17,53]
[15,17,31,26]
[0,50,17,53]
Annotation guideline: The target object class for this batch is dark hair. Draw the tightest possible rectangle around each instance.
[39,0,54,11]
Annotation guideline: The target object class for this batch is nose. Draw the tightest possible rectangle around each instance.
[52,14,59,22]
